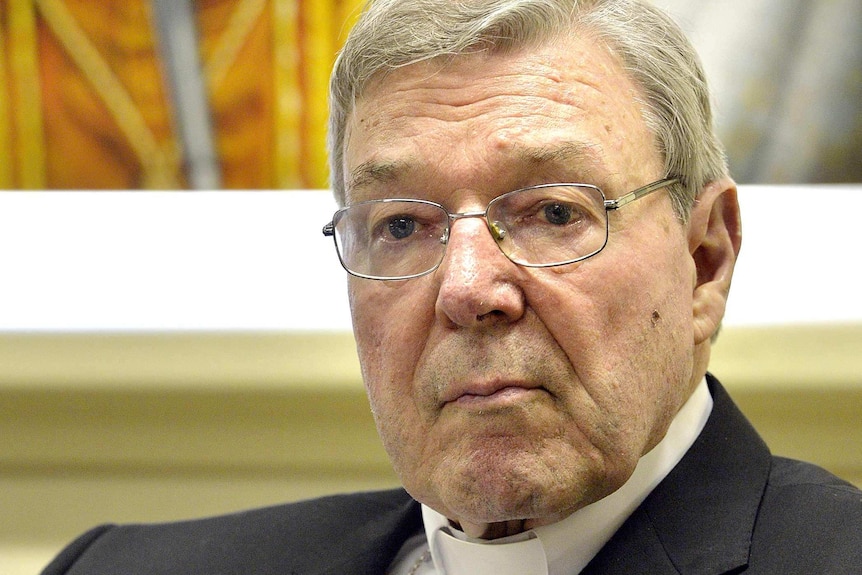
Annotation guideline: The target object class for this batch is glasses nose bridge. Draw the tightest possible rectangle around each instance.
[447,208,488,222]
[446,207,507,244]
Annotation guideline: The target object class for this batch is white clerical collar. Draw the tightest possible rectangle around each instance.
[421,377,713,575]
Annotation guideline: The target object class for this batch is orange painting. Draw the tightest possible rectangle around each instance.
[0,0,362,189]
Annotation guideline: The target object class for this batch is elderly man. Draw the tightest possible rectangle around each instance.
[42,1,861,574]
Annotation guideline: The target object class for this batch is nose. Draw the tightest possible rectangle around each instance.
[434,216,525,328]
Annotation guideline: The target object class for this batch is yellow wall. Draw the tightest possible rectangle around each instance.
[2,325,861,574]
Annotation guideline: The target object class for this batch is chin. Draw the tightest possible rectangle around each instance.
[422,445,617,526]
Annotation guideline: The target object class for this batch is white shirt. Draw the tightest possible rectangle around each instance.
[387,378,713,575]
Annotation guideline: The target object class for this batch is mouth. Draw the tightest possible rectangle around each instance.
[441,379,546,409]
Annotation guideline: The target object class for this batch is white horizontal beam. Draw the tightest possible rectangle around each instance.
[0,186,858,331]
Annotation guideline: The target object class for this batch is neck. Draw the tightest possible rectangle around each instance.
[457,520,527,540]
[457,510,576,540]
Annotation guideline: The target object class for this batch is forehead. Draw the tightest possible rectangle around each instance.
[343,33,660,201]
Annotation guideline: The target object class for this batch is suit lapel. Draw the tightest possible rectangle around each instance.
[312,490,422,575]
[580,508,683,574]
[582,375,771,575]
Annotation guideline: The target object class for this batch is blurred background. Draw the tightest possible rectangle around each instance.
[0,1,860,574]
[0,0,363,190]
[0,0,858,190]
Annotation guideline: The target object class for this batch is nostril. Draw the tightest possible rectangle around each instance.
[477,309,507,322]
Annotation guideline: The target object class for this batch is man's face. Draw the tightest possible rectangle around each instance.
[343,34,708,532]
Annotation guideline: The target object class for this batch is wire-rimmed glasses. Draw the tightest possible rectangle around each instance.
[323,178,678,280]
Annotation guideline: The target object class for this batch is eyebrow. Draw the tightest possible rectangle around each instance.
[346,141,605,194]
[347,159,409,193]
[516,141,605,173]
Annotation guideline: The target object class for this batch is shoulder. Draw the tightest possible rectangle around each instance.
[761,455,862,518]
[750,457,862,572]
[41,489,419,575]
[762,456,862,514]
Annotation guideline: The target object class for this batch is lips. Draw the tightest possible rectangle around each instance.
[440,378,544,406]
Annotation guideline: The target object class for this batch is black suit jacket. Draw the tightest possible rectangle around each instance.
[42,376,862,574]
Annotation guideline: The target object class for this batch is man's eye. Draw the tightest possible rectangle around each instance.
[387,217,416,239]
[542,203,574,225]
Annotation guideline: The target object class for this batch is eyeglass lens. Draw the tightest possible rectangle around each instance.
[332,185,608,279]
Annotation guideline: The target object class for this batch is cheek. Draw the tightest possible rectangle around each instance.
[531,230,695,437]
[349,280,434,379]
[604,240,695,415]
[348,278,437,449]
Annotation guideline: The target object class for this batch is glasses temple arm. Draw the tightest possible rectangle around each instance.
[604,178,679,210]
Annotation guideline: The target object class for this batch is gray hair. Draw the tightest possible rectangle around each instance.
[328,0,729,220]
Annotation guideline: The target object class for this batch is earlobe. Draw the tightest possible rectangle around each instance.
[688,177,742,345]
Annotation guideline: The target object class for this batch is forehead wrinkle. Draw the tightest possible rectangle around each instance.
[346,141,610,202]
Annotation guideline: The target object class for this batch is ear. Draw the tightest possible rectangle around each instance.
[688,177,742,345]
